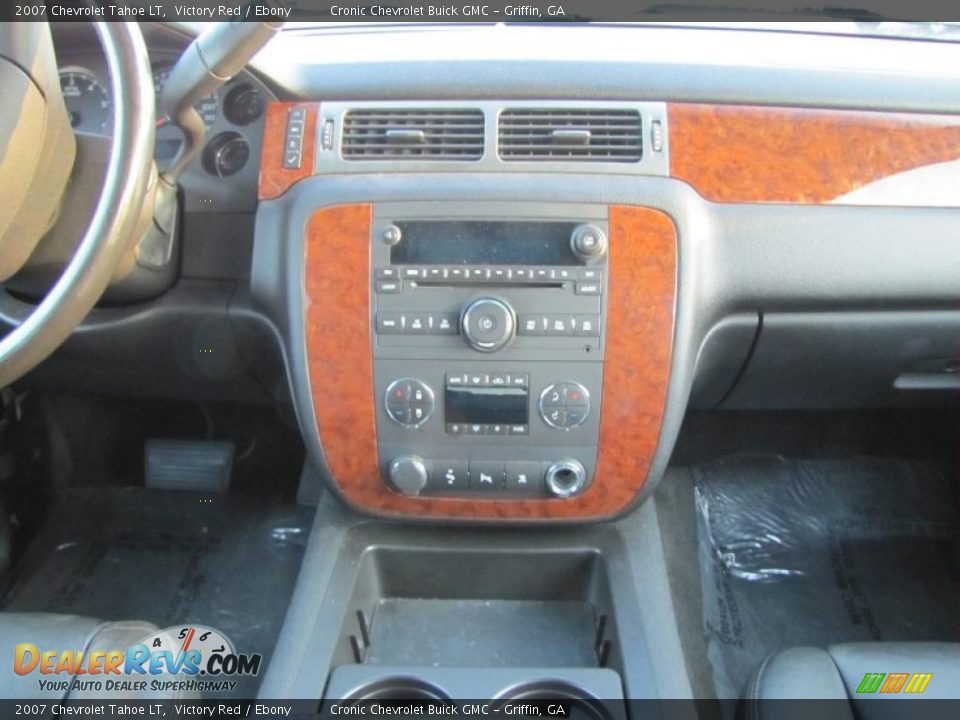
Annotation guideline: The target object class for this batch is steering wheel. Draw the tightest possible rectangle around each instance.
[0,22,155,388]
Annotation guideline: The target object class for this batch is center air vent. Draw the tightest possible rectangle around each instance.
[498,108,643,162]
[342,109,484,161]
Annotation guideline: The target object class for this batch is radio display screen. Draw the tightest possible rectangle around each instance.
[445,385,528,425]
[391,221,581,266]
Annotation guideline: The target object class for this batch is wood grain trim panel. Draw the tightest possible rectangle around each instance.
[668,103,960,204]
[304,205,676,521]
[258,102,318,201]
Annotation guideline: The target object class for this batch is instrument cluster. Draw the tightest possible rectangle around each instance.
[58,61,267,179]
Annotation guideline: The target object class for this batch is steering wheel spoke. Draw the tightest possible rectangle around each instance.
[0,22,155,388]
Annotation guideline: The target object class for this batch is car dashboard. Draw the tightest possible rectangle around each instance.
[22,21,960,524]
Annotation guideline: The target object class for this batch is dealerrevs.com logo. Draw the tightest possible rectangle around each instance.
[14,625,261,695]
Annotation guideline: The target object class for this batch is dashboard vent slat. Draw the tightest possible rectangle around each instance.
[499,108,643,162]
[342,109,484,161]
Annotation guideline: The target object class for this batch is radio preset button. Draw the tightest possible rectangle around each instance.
[574,315,601,337]
[546,317,573,336]
[376,267,398,279]
[518,315,545,336]
[376,312,458,337]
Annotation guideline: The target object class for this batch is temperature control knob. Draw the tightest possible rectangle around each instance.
[460,297,516,353]
[388,455,429,496]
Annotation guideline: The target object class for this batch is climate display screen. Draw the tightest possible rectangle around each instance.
[445,386,529,425]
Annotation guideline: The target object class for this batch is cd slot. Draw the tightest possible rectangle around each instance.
[415,281,566,290]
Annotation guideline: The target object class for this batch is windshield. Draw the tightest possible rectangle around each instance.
[283,21,960,43]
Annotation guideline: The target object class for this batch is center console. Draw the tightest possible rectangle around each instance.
[252,102,691,705]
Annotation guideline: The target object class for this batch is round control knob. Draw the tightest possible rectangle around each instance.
[385,379,435,428]
[382,224,402,246]
[460,297,516,353]
[539,381,591,430]
[545,459,587,498]
[570,224,607,262]
[388,455,429,496]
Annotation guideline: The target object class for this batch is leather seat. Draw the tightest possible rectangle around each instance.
[0,613,167,700]
[743,643,960,720]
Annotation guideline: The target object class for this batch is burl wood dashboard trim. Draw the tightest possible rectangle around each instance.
[668,103,960,204]
[304,204,676,521]
[258,102,318,201]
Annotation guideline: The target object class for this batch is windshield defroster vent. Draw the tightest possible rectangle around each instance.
[498,108,643,162]
[342,109,485,161]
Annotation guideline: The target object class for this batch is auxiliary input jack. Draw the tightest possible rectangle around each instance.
[545,459,587,498]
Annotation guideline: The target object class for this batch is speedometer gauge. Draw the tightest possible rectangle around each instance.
[153,66,219,162]
[59,67,112,135]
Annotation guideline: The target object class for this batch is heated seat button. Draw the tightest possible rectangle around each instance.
[430,460,469,492]
[469,461,505,491]
[505,462,543,494]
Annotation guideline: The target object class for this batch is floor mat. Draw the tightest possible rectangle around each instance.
[694,456,960,699]
[3,487,311,697]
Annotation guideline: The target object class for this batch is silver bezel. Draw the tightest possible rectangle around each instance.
[460,297,516,352]
[544,459,587,498]
[384,378,436,430]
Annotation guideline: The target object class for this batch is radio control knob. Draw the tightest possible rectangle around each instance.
[388,455,429,496]
[545,460,587,498]
[460,297,516,353]
[570,224,607,262]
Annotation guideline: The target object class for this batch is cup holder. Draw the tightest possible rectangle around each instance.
[343,677,450,701]
[495,681,609,720]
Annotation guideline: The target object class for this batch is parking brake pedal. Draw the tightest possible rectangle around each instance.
[145,439,235,493]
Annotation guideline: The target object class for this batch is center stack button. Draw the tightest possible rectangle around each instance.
[460,297,516,353]
[539,381,591,430]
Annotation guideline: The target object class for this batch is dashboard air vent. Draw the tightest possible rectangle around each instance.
[498,108,643,162]
[342,109,484,161]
